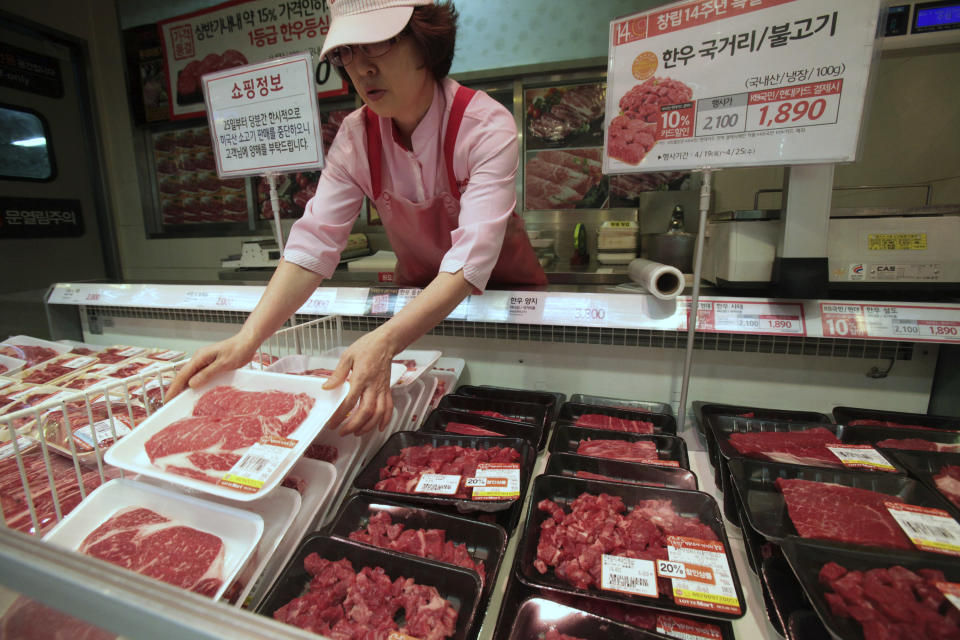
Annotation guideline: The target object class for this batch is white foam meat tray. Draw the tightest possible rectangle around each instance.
[266,354,406,388]
[105,369,350,501]
[324,347,441,388]
[43,478,263,602]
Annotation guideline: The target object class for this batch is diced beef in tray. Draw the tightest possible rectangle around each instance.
[144,385,315,484]
[935,465,960,509]
[534,492,716,593]
[374,444,521,500]
[574,413,654,434]
[777,478,915,550]
[818,561,960,640]
[79,506,224,596]
[728,427,844,467]
[348,511,485,581]
[273,555,458,640]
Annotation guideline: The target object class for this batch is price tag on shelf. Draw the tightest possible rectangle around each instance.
[414,473,461,496]
[468,463,520,500]
[887,502,960,556]
[666,537,741,615]
[826,445,897,472]
[394,288,422,314]
[712,301,804,335]
[821,303,960,342]
[507,294,545,323]
[219,435,296,494]
[820,303,868,338]
[601,554,658,598]
[656,614,724,640]
[604,0,881,173]
[299,289,337,315]
[544,296,610,327]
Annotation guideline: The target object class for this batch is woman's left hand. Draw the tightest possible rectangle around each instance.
[322,331,396,435]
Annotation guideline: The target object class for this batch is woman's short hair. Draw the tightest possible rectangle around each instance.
[406,1,458,80]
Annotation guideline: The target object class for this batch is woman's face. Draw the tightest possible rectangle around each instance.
[343,34,434,127]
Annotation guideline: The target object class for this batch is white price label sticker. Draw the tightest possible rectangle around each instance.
[150,350,185,361]
[826,445,897,472]
[0,379,14,391]
[666,537,741,615]
[887,502,960,556]
[655,614,724,640]
[470,463,520,500]
[601,554,658,598]
[74,420,131,448]
[219,436,296,493]
[414,473,461,496]
[657,559,687,579]
[117,347,145,357]
[0,436,37,460]
[64,356,96,369]
[507,295,544,323]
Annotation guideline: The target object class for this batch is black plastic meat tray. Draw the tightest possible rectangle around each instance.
[887,449,960,515]
[438,394,550,441]
[545,452,698,491]
[325,491,507,598]
[255,534,482,640]
[727,457,957,545]
[352,430,534,520]
[570,393,673,417]
[841,424,960,451]
[761,555,812,639]
[457,384,564,421]
[833,405,960,431]
[786,610,832,640]
[558,402,677,436]
[515,474,746,620]
[781,536,960,640]
[508,597,660,640]
[495,573,737,640]
[549,424,689,470]
[420,407,543,450]
[695,400,831,437]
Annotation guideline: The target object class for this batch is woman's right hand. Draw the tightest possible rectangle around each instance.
[167,332,260,399]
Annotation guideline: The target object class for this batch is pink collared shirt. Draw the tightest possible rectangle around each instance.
[284,77,519,291]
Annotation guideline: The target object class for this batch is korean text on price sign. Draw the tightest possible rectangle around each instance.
[820,303,960,343]
[203,52,324,178]
[604,0,882,173]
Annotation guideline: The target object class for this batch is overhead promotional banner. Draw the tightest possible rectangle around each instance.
[159,0,347,120]
[203,52,324,178]
[603,0,882,173]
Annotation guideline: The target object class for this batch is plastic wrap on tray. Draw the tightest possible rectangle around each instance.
[558,402,676,436]
[842,424,960,454]
[549,423,689,469]
[833,405,960,432]
[728,457,959,547]
[515,474,746,620]
[255,534,481,640]
[457,384,565,421]
[570,394,673,417]
[420,407,543,449]
[326,492,507,596]
[545,452,697,490]
[439,393,550,429]
[0,335,71,368]
[41,396,150,463]
[887,450,960,515]
[18,354,100,386]
[507,597,659,640]
[694,400,831,436]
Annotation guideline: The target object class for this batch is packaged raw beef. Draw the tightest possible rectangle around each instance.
[102,357,161,380]
[545,453,698,490]
[834,406,959,432]
[143,385,315,484]
[0,384,67,430]
[373,443,522,500]
[421,408,543,449]
[19,354,99,386]
[456,385,564,421]
[0,597,114,640]
[94,345,147,364]
[550,425,689,469]
[438,394,549,432]
[42,398,148,456]
[570,394,672,416]
[0,336,69,368]
[78,506,225,596]
[878,438,960,453]
[935,465,960,508]
[508,597,656,640]
[559,402,676,435]
[697,401,831,437]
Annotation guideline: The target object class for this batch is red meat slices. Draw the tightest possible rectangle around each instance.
[818,562,960,640]
[445,422,501,436]
[571,470,665,487]
[95,347,141,364]
[728,427,842,467]
[348,511,486,580]
[303,442,339,463]
[546,630,585,640]
[607,115,657,165]
[849,419,951,431]
[273,555,458,640]
[619,77,693,124]
[22,363,74,385]
[877,438,960,453]
[374,444,521,500]
[0,597,114,640]
[44,402,148,452]
[145,386,314,484]
[79,506,224,597]
[934,465,960,509]
[535,493,716,593]
[776,478,913,550]
[468,409,534,424]
[107,361,153,379]
[577,439,658,463]
[0,345,59,368]
[574,413,654,434]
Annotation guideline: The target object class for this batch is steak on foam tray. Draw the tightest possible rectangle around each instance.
[144,385,314,484]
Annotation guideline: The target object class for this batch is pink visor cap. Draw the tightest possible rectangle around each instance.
[319,0,434,61]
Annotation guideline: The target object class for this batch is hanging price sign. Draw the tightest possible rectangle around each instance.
[604,0,882,173]
[678,299,804,335]
[820,303,960,342]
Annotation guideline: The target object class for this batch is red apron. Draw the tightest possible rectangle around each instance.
[363,86,547,288]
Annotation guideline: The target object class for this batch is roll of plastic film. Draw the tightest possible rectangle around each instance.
[627,258,685,300]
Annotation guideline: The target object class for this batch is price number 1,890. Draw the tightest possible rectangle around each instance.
[757,98,827,128]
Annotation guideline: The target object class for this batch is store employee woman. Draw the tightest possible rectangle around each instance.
[170,0,546,434]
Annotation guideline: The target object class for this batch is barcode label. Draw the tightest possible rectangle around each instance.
[414,474,461,495]
[887,502,960,556]
[220,439,295,493]
[0,436,37,460]
[827,445,897,472]
[666,537,741,615]
[74,419,131,448]
[600,554,658,597]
